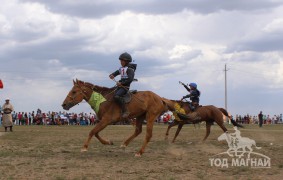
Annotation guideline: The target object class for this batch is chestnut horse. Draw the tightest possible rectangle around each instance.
[62,79,169,156]
[162,99,243,143]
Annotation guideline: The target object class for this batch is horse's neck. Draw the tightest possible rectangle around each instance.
[92,85,115,97]
[178,101,191,112]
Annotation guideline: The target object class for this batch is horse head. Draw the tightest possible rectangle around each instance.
[62,79,93,110]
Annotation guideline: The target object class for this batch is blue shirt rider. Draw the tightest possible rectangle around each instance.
[180,82,200,111]
[109,52,135,119]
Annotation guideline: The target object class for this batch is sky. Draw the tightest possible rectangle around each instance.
[0,0,283,116]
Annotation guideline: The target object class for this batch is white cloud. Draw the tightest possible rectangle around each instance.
[169,45,193,59]
[263,18,283,33]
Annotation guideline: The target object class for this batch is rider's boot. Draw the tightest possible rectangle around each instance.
[114,95,130,119]
[121,100,130,119]
[190,103,201,121]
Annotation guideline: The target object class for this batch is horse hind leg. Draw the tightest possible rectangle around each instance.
[214,117,228,133]
[121,116,144,148]
[202,122,212,142]
[165,121,178,141]
[172,123,184,143]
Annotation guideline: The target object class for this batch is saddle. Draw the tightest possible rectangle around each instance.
[189,102,202,111]
[122,90,137,103]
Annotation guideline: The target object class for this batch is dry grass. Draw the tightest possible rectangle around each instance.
[0,124,282,180]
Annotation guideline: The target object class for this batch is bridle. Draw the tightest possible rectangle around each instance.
[67,83,91,105]
[67,81,116,107]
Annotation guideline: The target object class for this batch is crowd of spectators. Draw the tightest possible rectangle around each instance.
[0,109,99,126]
[0,108,136,126]
[0,108,282,126]
[232,113,283,124]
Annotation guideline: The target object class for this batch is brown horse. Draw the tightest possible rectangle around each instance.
[162,98,243,143]
[62,79,169,156]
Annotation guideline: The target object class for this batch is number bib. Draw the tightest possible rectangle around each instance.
[119,67,128,79]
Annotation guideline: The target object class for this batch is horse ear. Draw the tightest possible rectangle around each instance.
[73,79,76,85]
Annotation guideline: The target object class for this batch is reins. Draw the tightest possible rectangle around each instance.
[84,82,116,101]
[75,80,144,104]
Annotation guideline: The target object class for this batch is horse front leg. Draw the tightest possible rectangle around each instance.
[202,122,212,142]
[172,123,184,143]
[121,116,143,148]
[81,118,112,152]
[165,121,178,141]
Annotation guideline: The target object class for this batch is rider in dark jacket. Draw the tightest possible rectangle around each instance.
[181,82,200,111]
[109,52,135,118]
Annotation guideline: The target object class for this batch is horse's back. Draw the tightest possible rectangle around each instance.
[197,105,224,119]
[197,105,219,113]
[134,90,163,100]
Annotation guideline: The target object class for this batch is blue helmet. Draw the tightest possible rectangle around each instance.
[189,83,197,88]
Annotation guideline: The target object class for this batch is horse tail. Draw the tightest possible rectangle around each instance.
[219,108,244,128]
[231,119,244,128]
[218,108,229,117]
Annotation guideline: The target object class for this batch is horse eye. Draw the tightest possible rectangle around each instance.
[72,91,76,94]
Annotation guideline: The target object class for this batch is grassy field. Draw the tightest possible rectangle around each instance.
[0,124,282,180]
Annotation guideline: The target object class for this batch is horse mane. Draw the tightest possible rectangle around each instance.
[161,98,190,112]
[75,79,116,94]
[93,84,116,93]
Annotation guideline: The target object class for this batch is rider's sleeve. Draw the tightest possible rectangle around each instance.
[183,94,191,99]
[190,90,199,97]
[121,68,134,86]
[111,70,120,77]
[183,84,191,92]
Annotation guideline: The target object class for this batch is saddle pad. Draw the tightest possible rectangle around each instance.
[123,90,137,103]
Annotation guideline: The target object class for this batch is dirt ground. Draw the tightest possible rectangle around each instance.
[0,124,282,180]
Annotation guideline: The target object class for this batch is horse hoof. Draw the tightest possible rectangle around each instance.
[81,148,88,152]
[108,140,113,145]
[120,144,127,149]
[135,153,142,157]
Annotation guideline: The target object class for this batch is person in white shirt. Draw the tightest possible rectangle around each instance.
[2,98,14,132]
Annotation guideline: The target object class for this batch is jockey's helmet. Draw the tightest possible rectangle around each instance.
[119,52,132,62]
[189,83,197,88]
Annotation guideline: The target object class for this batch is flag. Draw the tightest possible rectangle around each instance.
[0,79,3,89]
